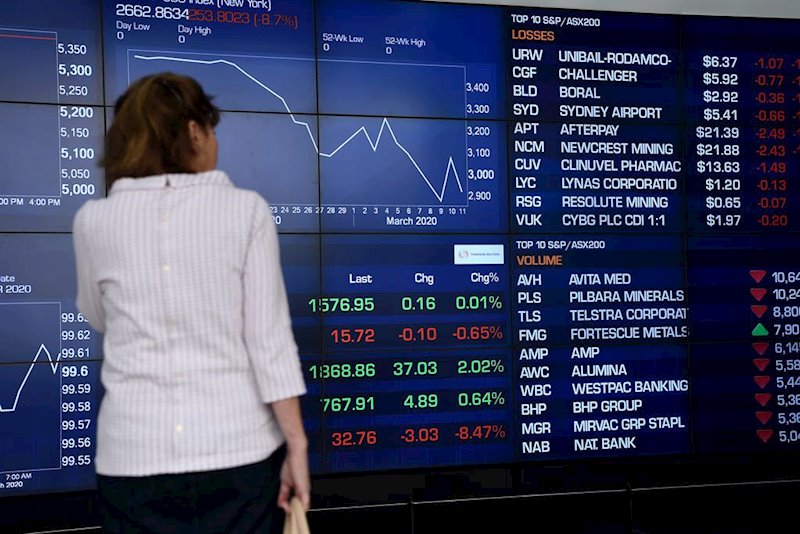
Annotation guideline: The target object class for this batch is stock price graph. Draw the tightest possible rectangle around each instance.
[0,235,100,495]
[104,0,507,232]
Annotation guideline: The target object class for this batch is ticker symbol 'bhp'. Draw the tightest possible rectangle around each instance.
[750,288,768,301]
[757,429,774,443]
[752,342,769,355]
[754,393,772,406]
[749,270,767,283]
[754,375,771,389]
[753,358,770,372]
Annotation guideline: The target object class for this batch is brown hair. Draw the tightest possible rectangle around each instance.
[102,72,220,186]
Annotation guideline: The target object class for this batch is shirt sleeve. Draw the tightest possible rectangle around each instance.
[242,195,306,403]
[72,205,106,333]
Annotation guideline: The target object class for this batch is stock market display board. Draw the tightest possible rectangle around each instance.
[1,0,800,496]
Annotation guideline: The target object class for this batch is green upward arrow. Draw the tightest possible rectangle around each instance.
[752,323,769,337]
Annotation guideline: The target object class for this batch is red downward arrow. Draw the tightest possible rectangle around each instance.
[752,342,770,355]
[754,375,771,389]
[753,358,770,371]
[750,270,767,283]
[757,429,774,443]
[750,288,768,301]
[751,305,768,318]
[756,411,773,424]
[755,393,772,406]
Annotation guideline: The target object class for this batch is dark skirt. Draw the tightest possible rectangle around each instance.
[96,446,286,534]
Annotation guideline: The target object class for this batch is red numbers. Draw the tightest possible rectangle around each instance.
[398,326,438,342]
[330,430,377,447]
[329,328,376,344]
[400,427,439,443]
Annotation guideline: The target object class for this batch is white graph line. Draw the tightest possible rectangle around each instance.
[132,54,465,202]
[0,344,58,414]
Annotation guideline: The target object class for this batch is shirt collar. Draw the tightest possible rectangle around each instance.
[110,170,232,193]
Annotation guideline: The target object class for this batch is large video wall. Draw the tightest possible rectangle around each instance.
[1,0,800,496]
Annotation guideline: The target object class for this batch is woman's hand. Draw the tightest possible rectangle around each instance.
[278,444,310,512]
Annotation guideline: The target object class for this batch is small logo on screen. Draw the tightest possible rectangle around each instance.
[454,244,504,265]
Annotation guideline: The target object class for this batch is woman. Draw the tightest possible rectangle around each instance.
[72,72,310,533]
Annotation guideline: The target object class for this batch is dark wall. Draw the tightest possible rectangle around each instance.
[4,454,800,533]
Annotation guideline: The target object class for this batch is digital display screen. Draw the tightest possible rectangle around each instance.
[1,0,799,497]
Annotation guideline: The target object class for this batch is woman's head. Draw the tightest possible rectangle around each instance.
[102,72,221,186]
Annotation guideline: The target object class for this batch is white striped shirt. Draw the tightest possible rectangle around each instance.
[72,170,306,477]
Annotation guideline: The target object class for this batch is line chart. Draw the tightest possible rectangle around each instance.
[0,344,59,414]
[318,115,468,208]
[320,117,463,204]
[131,53,466,205]
[0,27,58,103]
[0,302,62,474]
[125,50,316,114]
[123,50,505,232]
